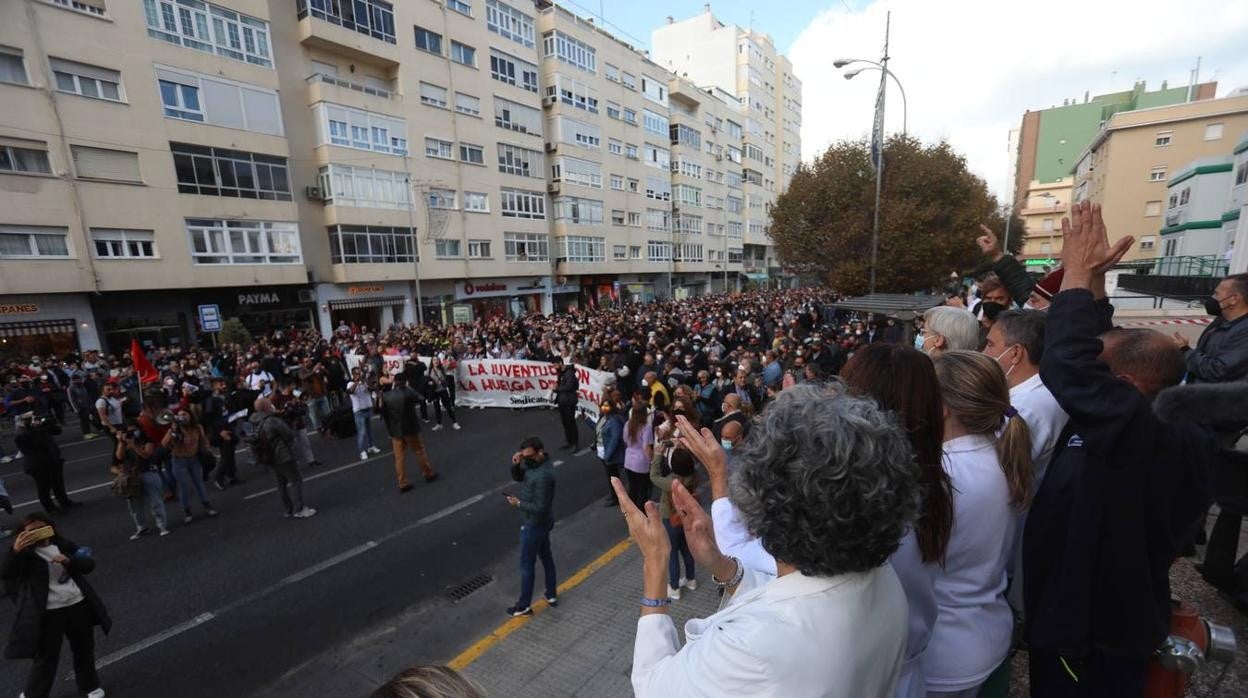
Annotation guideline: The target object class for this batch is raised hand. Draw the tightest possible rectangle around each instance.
[671,480,724,570]
[610,477,670,566]
[674,415,730,500]
[975,224,1002,260]
[1060,201,1134,290]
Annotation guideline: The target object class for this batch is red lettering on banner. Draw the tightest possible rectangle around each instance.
[467,364,486,377]
[576,367,591,384]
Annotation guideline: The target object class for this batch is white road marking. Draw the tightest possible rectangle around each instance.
[13,480,113,510]
[243,453,390,500]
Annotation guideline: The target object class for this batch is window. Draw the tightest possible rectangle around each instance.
[455,92,480,116]
[435,239,461,258]
[187,218,300,264]
[626,178,639,193]
[646,176,671,201]
[51,58,123,101]
[1163,238,1178,257]
[606,101,621,120]
[1179,188,1190,205]
[427,188,457,209]
[490,49,539,93]
[419,82,448,108]
[647,240,671,261]
[1237,162,1248,186]
[158,67,283,135]
[726,221,743,238]
[674,184,701,207]
[677,243,703,262]
[450,41,476,66]
[329,225,416,263]
[1144,200,1162,217]
[315,102,405,154]
[1041,218,1054,232]
[604,63,620,82]
[1205,123,1224,141]
[640,75,667,106]
[486,0,535,48]
[627,212,641,227]
[622,108,637,125]
[1149,167,1167,182]
[295,0,394,43]
[504,232,547,261]
[625,143,638,160]
[557,235,604,262]
[629,245,641,259]
[609,174,624,190]
[0,47,28,85]
[1154,131,1172,147]
[414,26,443,54]
[425,137,453,159]
[147,0,277,66]
[497,143,541,177]
[728,247,743,263]
[448,0,471,15]
[173,142,290,199]
[463,191,489,212]
[494,97,541,133]
[71,145,141,182]
[45,0,108,17]
[620,71,636,90]
[0,142,52,175]
[547,74,599,114]
[611,210,625,225]
[613,244,626,260]
[643,143,670,170]
[318,163,408,209]
[608,139,623,156]
[646,208,669,231]
[500,188,545,219]
[467,239,491,258]
[676,214,702,235]
[643,110,669,137]
[725,120,743,139]
[91,228,156,259]
[542,30,595,73]
[550,116,600,149]
[460,143,484,165]
[1139,236,1156,251]
[552,196,604,225]
[551,156,602,188]
[0,226,71,258]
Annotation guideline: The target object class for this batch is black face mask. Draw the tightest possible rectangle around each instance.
[523,456,541,469]
[1205,297,1225,316]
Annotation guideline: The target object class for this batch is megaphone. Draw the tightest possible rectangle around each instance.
[155,410,175,426]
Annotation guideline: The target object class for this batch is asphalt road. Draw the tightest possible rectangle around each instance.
[0,406,605,698]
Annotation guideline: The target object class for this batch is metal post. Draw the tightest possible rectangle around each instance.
[868,13,890,295]
[402,157,425,325]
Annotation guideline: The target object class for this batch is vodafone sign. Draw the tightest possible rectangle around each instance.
[454,278,545,301]
[462,282,506,296]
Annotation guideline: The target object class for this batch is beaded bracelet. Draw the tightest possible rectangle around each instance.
[640,597,673,607]
[712,556,744,588]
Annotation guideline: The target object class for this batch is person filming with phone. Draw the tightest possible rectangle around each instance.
[503,437,558,618]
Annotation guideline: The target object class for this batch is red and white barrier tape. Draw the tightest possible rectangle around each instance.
[1119,317,1213,328]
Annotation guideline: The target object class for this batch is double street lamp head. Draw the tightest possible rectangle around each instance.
[832,58,855,68]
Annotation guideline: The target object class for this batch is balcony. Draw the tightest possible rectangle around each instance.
[295,0,400,67]
[306,73,400,112]
[1020,204,1066,217]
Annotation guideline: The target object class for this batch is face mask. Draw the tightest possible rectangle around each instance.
[1205,296,1225,316]
[913,333,927,352]
[720,439,733,451]
[523,457,541,468]
[991,346,1018,379]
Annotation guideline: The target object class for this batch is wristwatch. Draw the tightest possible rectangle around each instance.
[640,597,672,607]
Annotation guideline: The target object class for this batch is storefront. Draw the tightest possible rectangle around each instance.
[579,276,619,310]
[315,281,415,335]
[616,277,657,305]
[0,294,100,361]
[453,276,549,321]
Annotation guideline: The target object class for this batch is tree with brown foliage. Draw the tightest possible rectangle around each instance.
[770,135,1023,295]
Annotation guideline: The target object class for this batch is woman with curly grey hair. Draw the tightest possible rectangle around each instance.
[612,383,920,697]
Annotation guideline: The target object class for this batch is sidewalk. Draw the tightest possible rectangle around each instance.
[454,542,719,698]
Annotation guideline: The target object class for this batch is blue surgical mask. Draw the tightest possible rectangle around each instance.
[913,333,927,352]
[720,439,733,451]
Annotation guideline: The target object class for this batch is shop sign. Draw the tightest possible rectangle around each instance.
[451,305,473,324]
[454,278,541,300]
[348,285,385,295]
[463,281,507,295]
[0,303,39,315]
[237,292,282,305]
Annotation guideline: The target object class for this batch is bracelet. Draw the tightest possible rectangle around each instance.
[639,597,672,608]
[712,556,744,588]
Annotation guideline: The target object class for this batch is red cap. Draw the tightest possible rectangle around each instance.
[1033,268,1065,301]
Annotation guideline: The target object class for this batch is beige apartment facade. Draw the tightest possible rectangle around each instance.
[1072,95,1248,263]
[1017,177,1072,265]
[1,0,764,357]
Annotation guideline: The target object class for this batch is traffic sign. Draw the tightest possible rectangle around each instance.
[198,304,222,332]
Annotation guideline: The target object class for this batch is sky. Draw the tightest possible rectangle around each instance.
[584,0,1248,201]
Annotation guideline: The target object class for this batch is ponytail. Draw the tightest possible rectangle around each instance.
[997,412,1033,510]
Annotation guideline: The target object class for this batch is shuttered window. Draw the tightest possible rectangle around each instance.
[70,145,141,182]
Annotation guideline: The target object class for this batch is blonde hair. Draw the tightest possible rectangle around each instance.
[933,351,1033,509]
[371,665,486,698]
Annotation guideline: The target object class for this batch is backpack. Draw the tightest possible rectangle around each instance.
[246,416,278,465]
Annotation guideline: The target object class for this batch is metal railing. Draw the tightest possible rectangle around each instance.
[1127,255,1229,277]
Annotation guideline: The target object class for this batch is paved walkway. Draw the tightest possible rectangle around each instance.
[455,541,719,698]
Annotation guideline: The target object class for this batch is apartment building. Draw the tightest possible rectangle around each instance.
[0,0,775,358]
[1158,129,1248,273]
[652,7,800,287]
[1071,94,1248,263]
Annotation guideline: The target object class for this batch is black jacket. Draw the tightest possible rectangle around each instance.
[380,386,423,438]
[1024,289,1215,658]
[3,536,112,659]
[554,367,579,408]
[13,423,62,475]
[991,254,1036,307]
[1185,313,1248,383]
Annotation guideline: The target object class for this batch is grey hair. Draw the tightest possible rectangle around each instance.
[371,665,486,698]
[730,382,921,576]
[993,309,1047,364]
[923,306,980,351]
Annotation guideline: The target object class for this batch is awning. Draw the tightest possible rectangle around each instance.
[327,295,406,311]
[832,294,944,321]
[0,319,77,337]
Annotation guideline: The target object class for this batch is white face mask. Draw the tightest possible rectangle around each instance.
[991,345,1019,379]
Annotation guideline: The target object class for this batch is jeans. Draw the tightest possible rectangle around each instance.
[270,460,304,515]
[170,455,212,513]
[307,396,330,432]
[127,470,168,530]
[517,521,557,608]
[353,409,374,454]
[662,518,695,588]
[23,600,100,698]
[430,392,458,425]
[292,427,314,466]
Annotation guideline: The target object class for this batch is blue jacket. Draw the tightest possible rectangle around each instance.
[1185,313,1248,383]
[600,413,625,466]
[1024,289,1215,658]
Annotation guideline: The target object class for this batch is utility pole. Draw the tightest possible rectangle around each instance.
[867,11,890,295]
[402,158,425,325]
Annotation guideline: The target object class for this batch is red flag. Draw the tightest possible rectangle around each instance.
[130,338,159,386]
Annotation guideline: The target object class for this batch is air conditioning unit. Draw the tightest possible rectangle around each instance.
[547,181,561,194]
[544,142,557,153]
[305,185,325,201]
[297,289,316,303]
[542,95,557,109]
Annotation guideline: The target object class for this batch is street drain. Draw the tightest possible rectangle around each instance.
[446,573,494,602]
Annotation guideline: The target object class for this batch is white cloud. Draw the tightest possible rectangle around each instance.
[789,0,1248,200]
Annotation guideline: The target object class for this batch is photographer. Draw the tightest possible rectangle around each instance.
[14,414,79,515]
[298,357,330,433]
[112,425,169,538]
[273,382,318,468]
[346,367,380,461]
[159,410,218,525]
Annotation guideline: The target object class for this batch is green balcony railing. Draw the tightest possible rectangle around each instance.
[1127,255,1229,277]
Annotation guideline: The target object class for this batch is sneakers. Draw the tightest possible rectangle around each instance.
[684,579,698,592]
[359,450,369,461]
[0,456,12,464]
[667,585,682,600]
[545,596,558,607]
[82,432,99,440]
[129,528,148,541]
[292,506,317,518]
[87,688,106,698]
[432,424,443,431]
[213,480,227,492]
[205,507,219,517]
[506,605,533,617]
[367,446,381,454]
[0,528,12,539]
[158,527,170,537]
[184,513,193,525]
[452,422,461,431]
